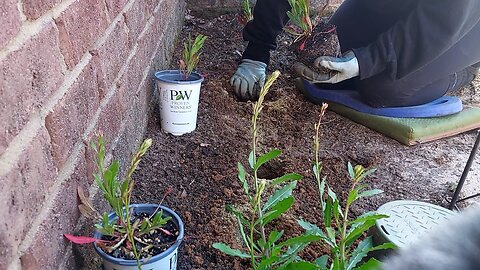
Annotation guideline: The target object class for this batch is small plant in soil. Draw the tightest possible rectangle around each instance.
[285,0,340,74]
[237,0,253,25]
[297,104,395,270]
[178,33,207,80]
[213,71,321,269]
[64,136,179,270]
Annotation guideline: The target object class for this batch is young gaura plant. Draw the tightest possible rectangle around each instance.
[212,71,322,269]
[64,136,173,270]
[297,103,395,270]
[178,34,207,80]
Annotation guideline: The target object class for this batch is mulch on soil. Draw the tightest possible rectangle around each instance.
[130,10,480,270]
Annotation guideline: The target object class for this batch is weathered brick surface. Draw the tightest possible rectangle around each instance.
[22,0,62,20]
[20,151,88,270]
[55,0,109,69]
[0,22,64,156]
[0,0,186,269]
[93,16,130,88]
[0,128,58,268]
[105,0,129,20]
[45,56,102,168]
[124,0,149,47]
[0,0,21,47]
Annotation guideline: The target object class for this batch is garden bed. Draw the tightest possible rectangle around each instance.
[130,10,480,269]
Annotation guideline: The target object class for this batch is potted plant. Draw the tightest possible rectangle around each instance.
[284,0,340,76]
[64,136,184,270]
[155,34,207,136]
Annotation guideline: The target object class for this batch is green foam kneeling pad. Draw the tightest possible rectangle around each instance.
[328,103,480,145]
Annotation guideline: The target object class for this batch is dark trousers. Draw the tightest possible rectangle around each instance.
[331,0,480,107]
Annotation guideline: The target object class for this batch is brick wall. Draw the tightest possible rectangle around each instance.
[0,0,185,269]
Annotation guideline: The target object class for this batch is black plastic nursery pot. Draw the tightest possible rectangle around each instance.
[93,204,184,270]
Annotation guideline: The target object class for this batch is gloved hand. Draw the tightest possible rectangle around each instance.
[294,50,359,84]
[230,59,267,101]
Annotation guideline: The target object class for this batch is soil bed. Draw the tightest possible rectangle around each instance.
[291,20,340,75]
[130,11,480,270]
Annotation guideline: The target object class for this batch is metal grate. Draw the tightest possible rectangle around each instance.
[374,200,455,248]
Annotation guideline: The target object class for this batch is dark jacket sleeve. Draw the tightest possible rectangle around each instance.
[353,0,480,80]
[241,0,291,65]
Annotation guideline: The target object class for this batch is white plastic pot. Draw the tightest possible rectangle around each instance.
[155,70,204,136]
[94,204,184,270]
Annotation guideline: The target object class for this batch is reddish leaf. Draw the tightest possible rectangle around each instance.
[64,234,106,244]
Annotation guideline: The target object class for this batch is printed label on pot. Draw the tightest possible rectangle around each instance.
[157,81,201,136]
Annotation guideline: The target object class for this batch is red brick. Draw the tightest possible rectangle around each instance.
[45,57,102,168]
[95,85,125,147]
[94,16,130,87]
[20,150,89,270]
[124,0,157,46]
[0,22,64,156]
[0,0,21,47]
[0,128,58,268]
[55,0,108,69]
[105,0,128,20]
[22,0,62,20]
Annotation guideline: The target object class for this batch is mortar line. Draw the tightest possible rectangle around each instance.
[0,0,140,177]
[0,0,76,62]
[9,0,169,260]
[0,53,91,177]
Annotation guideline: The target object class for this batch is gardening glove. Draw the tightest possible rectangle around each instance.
[230,59,267,101]
[294,50,359,84]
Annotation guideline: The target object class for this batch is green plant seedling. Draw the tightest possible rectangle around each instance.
[238,0,253,25]
[213,71,320,269]
[179,34,207,80]
[298,103,395,270]
[64,136,173,270]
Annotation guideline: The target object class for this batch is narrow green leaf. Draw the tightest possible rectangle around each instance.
[284,261,319,270]
[237,162,249,196]
[368,242,396,252]
[356,168,377,183]
[263,182,296,212]
[346,236,373,270]
[248,151,255,169]
[268,230,284,245]
[212,243,251,258]
[254,149,282,171]
[354,258,382,270]
[271,173,303,186]
[347,162,355,179]
[278,234,321,248]
[315,255,329,269]
[261,197,294,225]
[324,198,332,227]
[358,189,383,200]
[349,213,389,225]
[345,220,377,247]
[347,188,359,207]
[297,220,334,247]
[257,256,280,270]
[326,227,336,243]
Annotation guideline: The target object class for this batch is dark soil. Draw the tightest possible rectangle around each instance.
[98,213,179,260]
[291,20,340,75]
[128,10,480,270]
